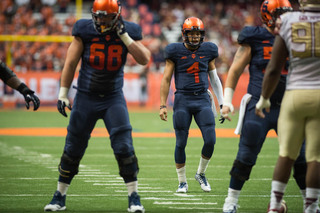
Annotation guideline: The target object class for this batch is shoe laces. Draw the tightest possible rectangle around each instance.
[178,182,187,188]
[198,173,208,186]
[129,192,141,206]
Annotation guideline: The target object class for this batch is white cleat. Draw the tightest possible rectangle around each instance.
[223,197,239,213]
[195,173,211,192]
[127,192,145,213]
[176,182,188,193]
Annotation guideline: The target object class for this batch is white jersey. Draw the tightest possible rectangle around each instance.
[279,11,320,90]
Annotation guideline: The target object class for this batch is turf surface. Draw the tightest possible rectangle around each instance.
[0,108,305,212]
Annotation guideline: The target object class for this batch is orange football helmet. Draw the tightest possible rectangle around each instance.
[92,0,121,34]
[181,17,205,48]
[260,0,292,28]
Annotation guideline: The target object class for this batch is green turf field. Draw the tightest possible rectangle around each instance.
[0,109,304,212]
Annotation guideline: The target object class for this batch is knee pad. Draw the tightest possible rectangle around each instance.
[115,153,139,181]
[242,121,263,147]
[230,160,253,181]
[58,152,81,178]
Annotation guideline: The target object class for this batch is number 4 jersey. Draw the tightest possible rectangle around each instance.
[72,19,142,94]
[279,11,320,90]
[164,42,218,93]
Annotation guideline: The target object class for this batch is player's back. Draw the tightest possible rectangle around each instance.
[280,11,320,90]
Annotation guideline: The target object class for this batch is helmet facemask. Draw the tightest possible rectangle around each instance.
[182,28,205,49]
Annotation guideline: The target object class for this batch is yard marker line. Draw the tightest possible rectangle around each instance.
[115,190,173,193]
[85,180,124,183]
[143,197,202,201]
[169,207,222,210]
[154,201,218,205]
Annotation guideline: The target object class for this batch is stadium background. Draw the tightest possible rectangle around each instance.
[0,0,300,109]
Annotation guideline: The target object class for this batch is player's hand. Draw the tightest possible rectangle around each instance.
[159,106,167,121]
[221,104,234,121]
[57,87,72,117]
[219,105,225,124]
[116,16,126,36]
[17,83,40,111]
[255,95,271,118]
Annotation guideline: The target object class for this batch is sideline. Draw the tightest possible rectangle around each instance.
[0,128,277,138]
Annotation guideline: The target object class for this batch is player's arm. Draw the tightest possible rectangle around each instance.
[159,59,174,121]
[256,36,288,118]
[0,60,40,110]
[116,17,151,65]
[222,44,251,121]
[57,36,83,117]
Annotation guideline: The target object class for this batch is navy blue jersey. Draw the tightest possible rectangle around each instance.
[165,42,219,93]
[238,26,287,105]
[72,19,142,94]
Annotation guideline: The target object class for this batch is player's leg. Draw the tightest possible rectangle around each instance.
[268,90,305,212]
[304,89,320,213]
[173,95,192,193]
[103,92,144,213]
[194,104,215,192]
[45,92,98,211]
[223,101,269,212]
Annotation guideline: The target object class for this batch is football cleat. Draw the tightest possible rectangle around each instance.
[44,190,66,212]
[223,197,239,213]
[127,192,145,213]
[176,182,188,193]
[267,200,288,213]
[195,173,211,192]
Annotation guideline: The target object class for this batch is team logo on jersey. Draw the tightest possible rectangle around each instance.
[105,35,111,41]
[262,40,270,43]
[200,56,205,58]
[180,56,187,59]
[92,38,99,42]
[192,54,196,59]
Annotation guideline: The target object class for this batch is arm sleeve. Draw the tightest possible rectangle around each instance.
[208,68,223,106]
[0,60,17,83]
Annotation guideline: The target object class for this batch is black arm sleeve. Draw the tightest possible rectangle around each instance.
[0,60,16,83]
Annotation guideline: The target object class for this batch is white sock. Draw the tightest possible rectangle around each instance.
[197,157,210,174]
[227,188,240,202]
[305,187,320,213]
[57,182,69,196]
[269,180,287,210]
[126,181,138,196]
[176,166,187,183]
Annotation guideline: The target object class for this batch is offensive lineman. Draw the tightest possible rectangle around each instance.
[44,0,150,212]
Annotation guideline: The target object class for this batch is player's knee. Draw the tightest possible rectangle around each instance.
[115,152,139,182]
[58,152,81,180]
[230,160,253,181]
[242,121,262,147]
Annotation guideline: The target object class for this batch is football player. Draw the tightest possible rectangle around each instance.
[221,0,308,212]
[256,0,320,212]
[44,0,150,212]
[0,60,40,110]
[159,17,224,193]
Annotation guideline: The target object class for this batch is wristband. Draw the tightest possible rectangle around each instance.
[160,105,167,109]
[119,32,134,47]
[223,87,234,105]
[58,87,69,99]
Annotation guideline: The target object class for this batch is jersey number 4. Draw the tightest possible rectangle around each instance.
[89,43,123,71]
[187,62,200,83]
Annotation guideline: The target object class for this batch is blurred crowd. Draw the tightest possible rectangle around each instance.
[0,0,299,74]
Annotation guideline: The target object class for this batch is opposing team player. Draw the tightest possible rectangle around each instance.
[256,0,320,212]
[221,1,308,212]
[44,0,150,212]
[159,17,224,193]
[0,60,40,110]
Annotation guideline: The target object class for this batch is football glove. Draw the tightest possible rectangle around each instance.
[219,105,225,124]
[57,87,72,117]
[116,16,126,36]
[17,83,40,111]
